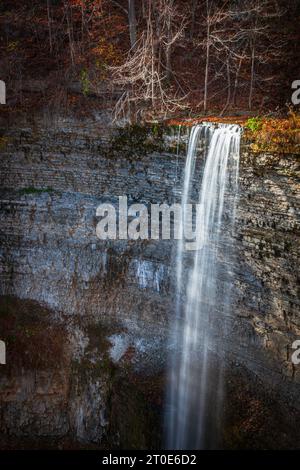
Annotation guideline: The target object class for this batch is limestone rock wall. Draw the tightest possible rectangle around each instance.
[0,120,299,447]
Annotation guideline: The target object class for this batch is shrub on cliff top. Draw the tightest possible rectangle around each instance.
[245,117,263,133]
[245,111,300,154]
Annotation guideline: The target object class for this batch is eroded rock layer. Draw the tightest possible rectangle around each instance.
[0,120,299,448]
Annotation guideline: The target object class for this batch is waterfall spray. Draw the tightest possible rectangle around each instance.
[166,123,241,449]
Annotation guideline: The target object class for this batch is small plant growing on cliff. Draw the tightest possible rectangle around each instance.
[80,68,90,97]
[245,112,300,154]
[245,117,262,133]
[19,187,54,195]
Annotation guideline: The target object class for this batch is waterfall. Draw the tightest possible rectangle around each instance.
[166,123,241,450]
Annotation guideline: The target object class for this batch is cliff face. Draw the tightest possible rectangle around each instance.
[0,120,299,448]
[233,149,300,391]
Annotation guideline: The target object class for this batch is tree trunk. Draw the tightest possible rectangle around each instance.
[221,56,231,116]
[204,3,210,113]
[128,0,137,49]
[65,1,75,67]
[190,0,197,39]
[166,45,172,81]
[249,43,255,111]
[232,52,244,107]
[46,0,53,54]
[165,10,172,81]
[81,2,84,43]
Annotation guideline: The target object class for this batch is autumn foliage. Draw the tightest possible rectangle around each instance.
[0,0,299,121]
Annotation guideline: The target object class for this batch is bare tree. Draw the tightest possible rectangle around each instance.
[200,0,234,113]
[110,0,187,121]
[110,0,137,49]
[198,0,285,112]
[231,45,247,107]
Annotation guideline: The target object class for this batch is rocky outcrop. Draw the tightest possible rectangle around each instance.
[0,119,299,448]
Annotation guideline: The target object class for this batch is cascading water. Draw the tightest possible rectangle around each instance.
[166,123,241,450]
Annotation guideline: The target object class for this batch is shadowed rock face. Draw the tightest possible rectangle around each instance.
[0,120,299,448]
[0,296,163,449]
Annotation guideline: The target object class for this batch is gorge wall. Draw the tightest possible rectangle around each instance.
[0,119,299,449]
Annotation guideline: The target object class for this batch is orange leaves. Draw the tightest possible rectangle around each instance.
[246,114,300,154]
[167,113,300,155]
[166,115,247,127]
[91,37,121,68]
[68,0,102,8]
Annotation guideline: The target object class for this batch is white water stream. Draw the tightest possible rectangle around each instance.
[166,123,241,449]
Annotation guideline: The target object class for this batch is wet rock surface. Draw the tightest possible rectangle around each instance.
[0,121,299,448]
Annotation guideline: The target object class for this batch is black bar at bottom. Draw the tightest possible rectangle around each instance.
[0,450,298,468]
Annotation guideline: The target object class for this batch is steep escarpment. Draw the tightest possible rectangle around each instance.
[0,121,178,368]
[233,149,300,390]
[0,120,299,448]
